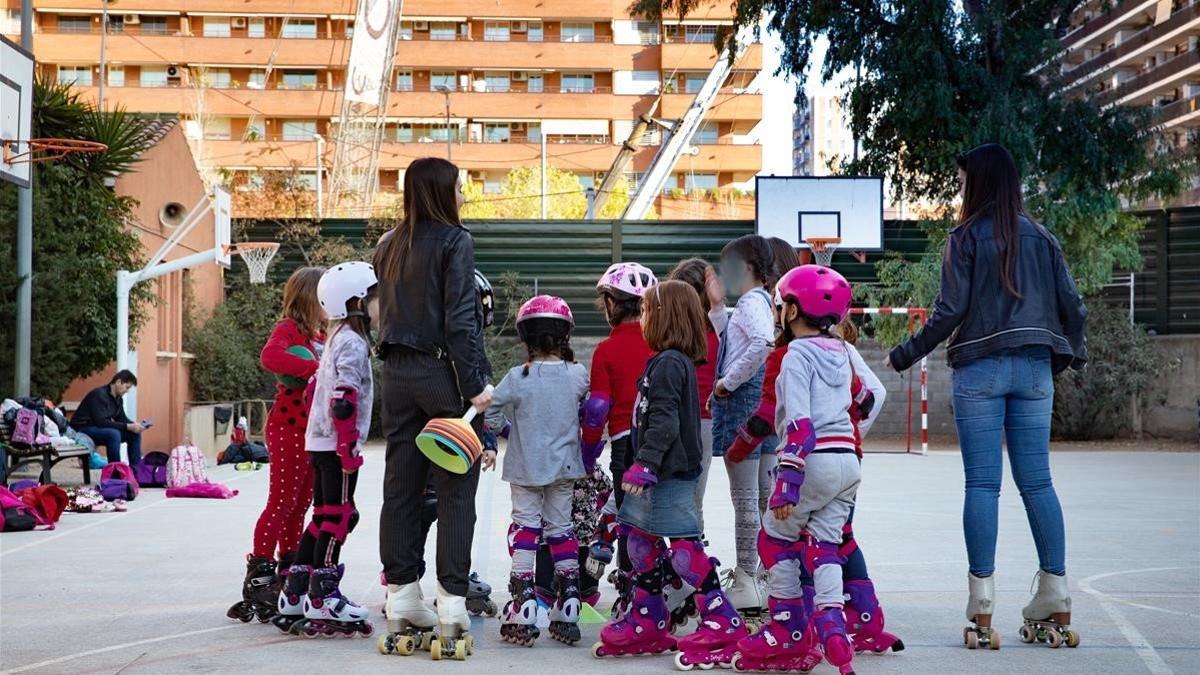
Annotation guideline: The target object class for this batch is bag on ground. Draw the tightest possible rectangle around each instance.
[100,462,140,499]
[0,486,38,531]
[134,451,170,487]
[9,483,67,529]
[100,479,136,501]
[166,444,208,488]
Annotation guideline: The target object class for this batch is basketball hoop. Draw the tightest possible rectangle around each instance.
[226,242,280,285]
[2,138,108,164]
[805,237,840,267]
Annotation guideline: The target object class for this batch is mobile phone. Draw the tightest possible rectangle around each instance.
[141,419,154,429]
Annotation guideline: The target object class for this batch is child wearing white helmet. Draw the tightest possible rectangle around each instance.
[276,261,378,639]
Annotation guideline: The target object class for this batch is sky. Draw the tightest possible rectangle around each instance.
[755,30,835,176]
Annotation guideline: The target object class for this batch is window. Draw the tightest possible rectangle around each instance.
[281,71,318,90]
[281,19,317,39]
[561,22,594,43]
[293,170,318,191]
[282,120,317,141]
[205,117,232,140]
[685,173,718,190]
[483,178,502,193]
[203,17,231,37]
[107,65,125,87]
[345,21,354,38]
[635,21,659,44]
[58,16,92,33]
[398,21,413,40]
[484,72,510,92]
[140,66,168,88]
[244,122,265,140]
[107,15,124,33]
[562,73,594,93]
[57,65,92,86]
[695,122,718,144]
[685,25,719,43]
[527,21,543,42]
[2,9,21,34]
[484,124,511,143]
[685,72,706,93]
[616,70,659,95]
[430,21,456,41]
[395,70,413,92]
[577,173,596,190]
[141,16,168,35]
[249,17,265,38]
[527,124,541,141]
[202,69,232,88]
[484,22,510,41]
[528,74,544,93]
[431,71,456,91]
[396,125,413,142]
[247,70,267,89]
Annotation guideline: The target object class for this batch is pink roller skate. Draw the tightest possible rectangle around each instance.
[674,589,749,670]
[731,597,816,673]
[844,580,904,654]
[812,606,856,675]
[591,587,677,658]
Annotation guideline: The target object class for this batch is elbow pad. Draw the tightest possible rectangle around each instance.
[778,417,815,471]
[850,376,875,422]
[580,393,611,444]
[746,414,772,438]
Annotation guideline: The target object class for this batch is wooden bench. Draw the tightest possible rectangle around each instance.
[1,421,91,485]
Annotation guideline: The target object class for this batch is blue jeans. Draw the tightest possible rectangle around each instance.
[76,426,142,466]
[952,346,1065,577]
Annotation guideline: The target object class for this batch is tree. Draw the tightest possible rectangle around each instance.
[641,0,1198,296]
[460,166,636,219]
[185,277,281,402]
[0,80,155,398]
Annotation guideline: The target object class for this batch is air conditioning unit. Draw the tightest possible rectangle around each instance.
[231,17,247,29]
[413,20,429,30]
[512,71,527,81]
[123,14,140,24]
[166,65,181,78]
[513,21,528,32]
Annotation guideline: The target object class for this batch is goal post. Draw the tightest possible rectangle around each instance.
[849,307,929,456]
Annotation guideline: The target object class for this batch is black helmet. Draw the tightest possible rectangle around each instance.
[475,270,495,328]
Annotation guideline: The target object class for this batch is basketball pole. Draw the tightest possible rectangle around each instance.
[14,0,33,398]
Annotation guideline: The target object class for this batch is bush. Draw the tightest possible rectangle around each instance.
[186,279,282,402]
[1052,302,1176,440]
[484,271,531,376]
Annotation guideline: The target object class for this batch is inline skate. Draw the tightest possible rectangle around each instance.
[812,606,856,675]
[673,589,748,671]
[378,581,437,656]
[499,575,540,646]
[1019,572,1079,648]
[432,583,474,660]
[272,563,310,633]
[731,596,817,673]
[844,579,905,654]
[548,573,581,645]
[591,587,677,658]
[226,555,278,623]
[466,571,498,617]
[964,572,1000,650]
[295,564,373,638]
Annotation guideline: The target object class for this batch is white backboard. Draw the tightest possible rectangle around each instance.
[1,36,35,188]
[755,176,884,251]
[214,186,232,267]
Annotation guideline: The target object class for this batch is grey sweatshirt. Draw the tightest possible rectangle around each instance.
[486,360,590,487]
[305,325,373,455]
[775,336,875,452]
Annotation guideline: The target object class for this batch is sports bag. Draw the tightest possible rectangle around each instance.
[101,479,136,501]
[134,451,170,487]
[6,483,67,529]
[166,444,208,488]
[0,486,37,531]
[101,462,140,499]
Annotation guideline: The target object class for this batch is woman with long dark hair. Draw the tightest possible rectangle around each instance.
[886,143,1088,649]
[373,157,492,652]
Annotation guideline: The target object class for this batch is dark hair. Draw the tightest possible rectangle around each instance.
[282,266,326,338]
[377,157,462,283]
[641,281,708,363]
[766,237,802,288]
[956,143,1024,298]
[668,257,714,313]
[596,292,642,327]
[338,292,375,345]
[111,370,137,386]
[518,318,575,377]
[776,301,836,347]
[721,235,774,289]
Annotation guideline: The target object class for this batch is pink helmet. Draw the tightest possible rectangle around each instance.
[517,295,574,327]
[774,264,852,328]
[597,262,657,298]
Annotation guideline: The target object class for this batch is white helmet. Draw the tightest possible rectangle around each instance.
[318,261,377,320]
[597,262,657,299]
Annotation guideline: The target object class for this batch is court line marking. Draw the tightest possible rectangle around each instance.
[1079,566,1185,675]
[5,625,241,673]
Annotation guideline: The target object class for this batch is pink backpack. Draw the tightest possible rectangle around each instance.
[11,408,40,446]
[100,461,141,499]
[166,444,209,488]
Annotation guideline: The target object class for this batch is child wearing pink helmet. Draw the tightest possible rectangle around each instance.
[733,264,866,675]
[484,295,590,647]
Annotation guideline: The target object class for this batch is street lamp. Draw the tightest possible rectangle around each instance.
[434,84,452,160]
[312,133,325,219]
[99,0,116,111]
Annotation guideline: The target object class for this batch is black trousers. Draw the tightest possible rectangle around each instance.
[608,436,635,573]
[296,452,359,568]
[379,349,481,597]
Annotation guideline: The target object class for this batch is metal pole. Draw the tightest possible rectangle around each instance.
[99,0,108,111]
[313,134,324,219]
[585,186,596,219]
[14,0,33,397]
[540,132,547,218]
[444,91,451,161]
[1129,272,1135,327]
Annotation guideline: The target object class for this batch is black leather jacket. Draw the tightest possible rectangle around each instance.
[374,222,489,399]
[890,214,1088,374]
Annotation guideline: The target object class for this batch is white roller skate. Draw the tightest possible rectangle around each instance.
[722,566,766,630]
[432,583,474,661]
[1020,572,1079,648]
[378,581,438,656]
[296,564,373,638]
[963,572,999,650]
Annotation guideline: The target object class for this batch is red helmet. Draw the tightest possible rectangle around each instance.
[774,264,852,329]
[516,295,574,327]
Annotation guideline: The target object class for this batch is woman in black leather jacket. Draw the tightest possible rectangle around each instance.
[886,144,1087,647]
[373,157,492,636]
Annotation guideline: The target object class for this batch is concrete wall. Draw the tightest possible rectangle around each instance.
[1145,335,1200,442]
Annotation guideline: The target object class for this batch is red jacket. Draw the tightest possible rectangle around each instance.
[696,329,719,420]
[260,319,321,426]
[755,345,867,457]
[589,322,654,438]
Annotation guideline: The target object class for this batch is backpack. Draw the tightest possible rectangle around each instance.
[19,484,68,525]
[11,407,40,447]
[166,444,208,488]
[101,479,136,501]
[134,451,170,487]
[0,486,37,531]
[101,462,140,499]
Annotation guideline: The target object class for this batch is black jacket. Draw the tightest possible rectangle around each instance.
[374,222,489,399]
[633,349,703,480]
[70,385,132,430]
[890,214,1088,374]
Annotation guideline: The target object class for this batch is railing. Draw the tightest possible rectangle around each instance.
[1151,93,1200,124]
[395,83,611,94]
[87,79,335,91]
[1063,3,1200,86]
[475,134,611,144]
[1100,48,1200,102]
[43,24,178,36]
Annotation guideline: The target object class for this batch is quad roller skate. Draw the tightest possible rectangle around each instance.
[1019,572,1080,648]
[272,564,310,633]
[963,572,1000,650]
[378,581,438,656]
[731,597,820,673]
[548,573,582,645]
[295,564,373,638]
[226,555,278,623]
[592,587,678,658]
[499,576,540,647]
[673,589,748,671]
[812,606,856,675]
[431,583,474,661]
[723,566,767,631]
[466,571,499,617]
[844,580,905,654]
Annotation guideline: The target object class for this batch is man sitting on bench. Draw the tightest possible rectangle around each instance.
[70,370,144,467]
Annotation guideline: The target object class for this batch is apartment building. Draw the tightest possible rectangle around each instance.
[2,1,765,217]
[792,87,855,177]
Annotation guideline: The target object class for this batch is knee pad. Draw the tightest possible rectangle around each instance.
[802,538,844,574]
[305,518,321,539]
[667,539,716,590]
[546,532,578,564]
[843,579,880,619]
[316,503,358,544]
[758,529,805,569]
[507,522,542,557]
[625,527,666,575]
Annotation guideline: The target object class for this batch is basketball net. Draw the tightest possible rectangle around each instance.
[228,243,279,284]
[806,237,840,267]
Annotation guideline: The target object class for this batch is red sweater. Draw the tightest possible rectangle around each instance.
[260,319,321,425]
[696,329,719,420]
[589,322,654,438]
[757,343,868,458]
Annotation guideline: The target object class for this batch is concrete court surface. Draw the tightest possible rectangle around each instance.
[1,446,1198,674]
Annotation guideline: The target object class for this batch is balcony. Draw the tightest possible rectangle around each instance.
[1102,48,1200,105]
[1061,0,1160,50]
[1063,3,1200,89]
[71,83,340,117]
[1152,94,1200,127]
[661,91,761,120]
[394,39,641,70]
[661,41,762,70]
[34,31,346,67]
